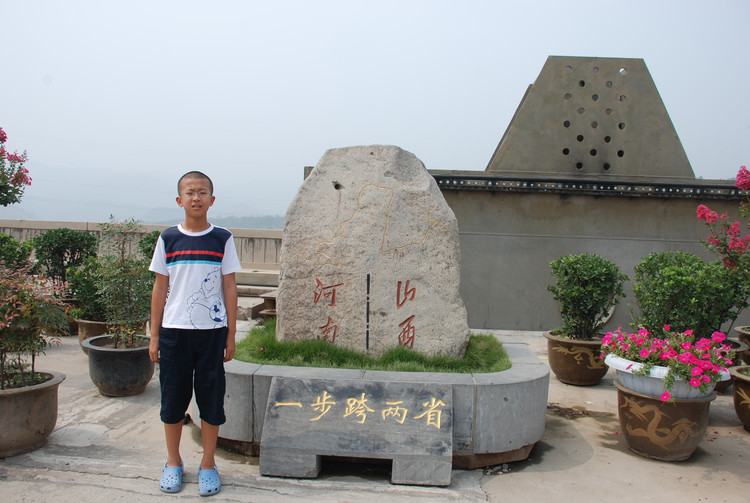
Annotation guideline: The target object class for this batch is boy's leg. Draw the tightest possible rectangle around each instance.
[158,327,194,467]
[165,422,184,467]
[200,421,220,469]
[193,327,228,469]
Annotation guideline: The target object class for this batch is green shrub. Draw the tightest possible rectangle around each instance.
[0,233,32,269]
[66,256,106,321]
[138,230,160,260]
[634,251,749,336]
[547,253,628,340]
[32,228,98,285]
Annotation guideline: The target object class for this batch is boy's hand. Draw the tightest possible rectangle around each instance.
[149,337,160,363]
[224,336,236,362]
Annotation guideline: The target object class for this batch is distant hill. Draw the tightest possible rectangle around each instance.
[211,215,285,230]
[147,214,284,230]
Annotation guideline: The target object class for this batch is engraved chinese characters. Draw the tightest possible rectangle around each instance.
[277,145,470,357]
[260,377,454,485]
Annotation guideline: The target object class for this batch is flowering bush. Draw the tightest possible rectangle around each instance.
[697,166,750,271]
[600,326,734,401]
[0,262,68,389]
[0,126,32,207]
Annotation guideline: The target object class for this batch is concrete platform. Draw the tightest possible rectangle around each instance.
[1,325,749,502]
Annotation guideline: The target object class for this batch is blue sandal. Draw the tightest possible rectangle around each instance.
[198,465,221,496]
[159,461,183,493]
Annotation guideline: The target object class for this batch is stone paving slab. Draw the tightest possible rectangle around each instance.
[1,325,749,502]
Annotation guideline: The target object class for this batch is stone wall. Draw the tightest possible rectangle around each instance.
[0,219,282,269]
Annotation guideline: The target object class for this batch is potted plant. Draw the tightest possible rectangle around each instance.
[695,165,750,396]
[32,227,99,338]
[729,365,750,432]
[545,253,627,385]
[67,256,109,352]
[601,327,733,460]
[80,218,155,397]
[633,250,749,338]
[32,228,99,287]
[0,261,68,457]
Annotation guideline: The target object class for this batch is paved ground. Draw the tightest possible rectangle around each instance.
[2,322,749,502]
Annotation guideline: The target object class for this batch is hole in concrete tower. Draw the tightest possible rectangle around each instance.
[333,181,343,190]
[619,95,627,102]
[605,108,613,116]
[564,93,572,100]
[606,81,613,88]
[562,148,570,155]
[590,149,598,156]
[577,107,585,115]
[617,150,625,157]
[591,121,599,129]
[593,67,600,74]
[565,66,573,73]
[619,67,628,75]
[618,123,626,130]
[592,94,599,102]
[604,136,612,143]
[576,162,583,169]
[563,120,571,128]
[578,80,586,87]
[577,135,584,142]
[603,163,611,170]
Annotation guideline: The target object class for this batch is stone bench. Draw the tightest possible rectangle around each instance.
[191,341,549,486]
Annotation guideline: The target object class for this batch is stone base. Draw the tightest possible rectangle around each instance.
[191,341,549,486]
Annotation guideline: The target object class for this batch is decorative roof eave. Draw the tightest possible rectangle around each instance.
[429,170,742,200]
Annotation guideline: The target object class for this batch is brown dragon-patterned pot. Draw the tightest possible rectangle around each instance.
[730,366,750,432]
[543,331,608,386]
[615,379,714,461]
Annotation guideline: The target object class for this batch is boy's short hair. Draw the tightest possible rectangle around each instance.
[177,171,214,195]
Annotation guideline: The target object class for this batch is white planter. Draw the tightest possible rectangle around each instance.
[604,354,729,399]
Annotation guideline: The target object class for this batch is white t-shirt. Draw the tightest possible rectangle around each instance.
[149,224,242,329]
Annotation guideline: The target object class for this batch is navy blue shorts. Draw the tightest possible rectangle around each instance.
[158,326,228,426]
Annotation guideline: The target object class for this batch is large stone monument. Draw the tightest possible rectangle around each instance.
[277,145,470,358]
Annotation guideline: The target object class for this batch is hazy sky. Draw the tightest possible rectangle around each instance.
[1,0,748,224]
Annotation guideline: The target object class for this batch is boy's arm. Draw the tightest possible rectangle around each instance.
[149,273,169,363]
[223,272,238,362]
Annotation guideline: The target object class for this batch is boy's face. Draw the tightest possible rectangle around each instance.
[177,177,215,218]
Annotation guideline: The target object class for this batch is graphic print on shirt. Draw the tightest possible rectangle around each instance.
[186,267,226,328]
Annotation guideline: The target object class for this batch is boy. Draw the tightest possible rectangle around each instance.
[149,171,241,496]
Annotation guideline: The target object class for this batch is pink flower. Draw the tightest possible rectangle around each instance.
[660,391,671,402]
[711,332,726,343]
[701,374,711,383]
[639,348,651,358]
[691,366,703,376]
[690,377,702,387]
[0,127,7,143]
[697,205,720,224]
[736,165,750,191]
[663,325,671,331]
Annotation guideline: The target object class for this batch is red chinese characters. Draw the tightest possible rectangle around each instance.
[396,280,416,348]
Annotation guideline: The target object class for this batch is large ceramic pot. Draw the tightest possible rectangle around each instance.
[715,339,748,393]
[76,319,109,355]
[604,354,728,399]
[733,327,750,364]
[543,331,608,386]
[730,365,750,432]
[82,334,154,397]
[615,379,715,461]
[0,371,65,457]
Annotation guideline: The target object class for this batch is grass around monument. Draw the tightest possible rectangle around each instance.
[234,318,511,373]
